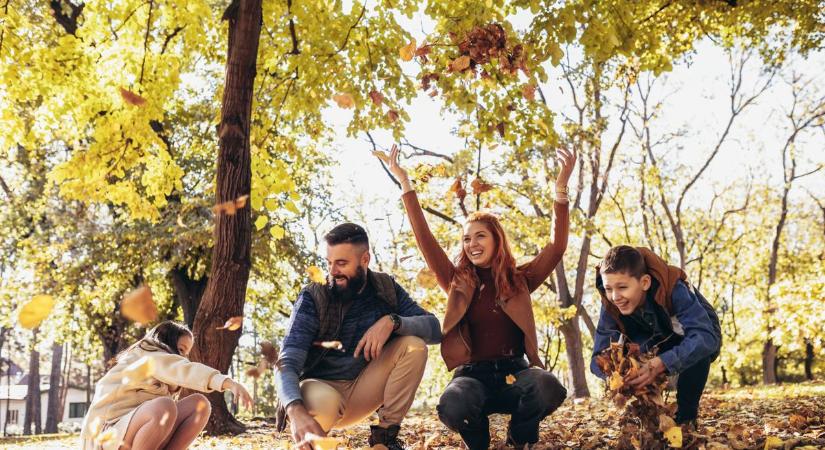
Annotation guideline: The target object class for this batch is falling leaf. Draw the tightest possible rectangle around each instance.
[506,374,516,384]
[303,433,343,450]
[450,55,471,72]
[415,45,432,59]
[122,355,155,385]
[120,285,158,325]
[213,194,250,216]
[261,341,279,365]
[19,294,55,329]
[416,268,438,289]
[313,340,343,350]
[399,39,417,61]
[522,83,537,101]
[471,177,493,194]
[95,428,119,450]
[307,265,327,284]
[387,109,399,123]
[119,87,147,106]
[216,316,243,331]
[332,92,355,109]
[372,150,391,164]
[246,358,269,379]
[369,90,384,106]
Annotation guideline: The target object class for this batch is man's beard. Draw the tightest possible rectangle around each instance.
[329,266,367,302]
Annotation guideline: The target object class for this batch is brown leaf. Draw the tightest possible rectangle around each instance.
[416,268,438,289]
[119,87,147,106]
[387,109,400,123]
[261,342,279,365]
[212,195,249,216]
[521,83,537,101]
[121,285,158,325]
[369,90,384,106]
[496,122,505,137]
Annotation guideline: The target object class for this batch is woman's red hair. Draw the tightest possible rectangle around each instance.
[455,211,521,300]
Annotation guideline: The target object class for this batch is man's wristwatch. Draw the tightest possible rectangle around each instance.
[388,313,402,331]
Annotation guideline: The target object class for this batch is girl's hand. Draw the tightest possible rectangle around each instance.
[555,147,576,189]
[222,379,253,409]
[388,144,413,193]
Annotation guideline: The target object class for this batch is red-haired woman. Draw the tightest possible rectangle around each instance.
[388,146,575,449]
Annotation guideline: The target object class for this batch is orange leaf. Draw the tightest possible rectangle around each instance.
[416,268,438,289]
[307,266,327,284]
[212,195,249,216]
[522,83,537,101]
[399,39,417,61]
[121,285,158,325]
[332,93,355,109]
[471,177,493,194]
[387,109,399,123]
[505,374,516,384]
[450,55,471,72]
[216,316,243,331]
[119,87,147,106]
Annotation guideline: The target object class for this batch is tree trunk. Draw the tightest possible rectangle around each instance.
[168,266,209,329]
[188,0,262,435]
[57,344,72,425]
[804,339,814,381]
[24,329,41,435]
[559,318,590,398]
[555,262,590,398]
[45,343,64,433]
[762,340,778,385]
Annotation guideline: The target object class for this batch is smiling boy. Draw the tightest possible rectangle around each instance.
[591,246,722,426]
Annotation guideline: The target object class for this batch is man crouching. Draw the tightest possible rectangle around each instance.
[275,223,441,450]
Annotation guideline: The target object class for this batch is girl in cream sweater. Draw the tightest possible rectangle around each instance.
[81,321,252,450]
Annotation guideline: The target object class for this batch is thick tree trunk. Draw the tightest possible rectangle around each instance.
[45,343,64,433]
[188,0,262,435]
[168,267,209,329]
[804,339,814,381]
[24,330,41,435]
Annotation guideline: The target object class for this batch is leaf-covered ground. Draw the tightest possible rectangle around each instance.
[4,382,823,449]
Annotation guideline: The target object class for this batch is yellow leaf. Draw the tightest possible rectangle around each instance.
[216,316,243,331]
[121,286,158,325]
[416,268,438,289]
[663,426,682,448]
[608,371,623,390]
[270,225,285,240]
[505,374,516,384]
[763,436,783,450]
[254,215,268,230]
[399,39,416,61]
[19,294,55,329]
[307,265,326,284]
[332,93,355,109]
[372,150,391,164]
[122,355,155,385]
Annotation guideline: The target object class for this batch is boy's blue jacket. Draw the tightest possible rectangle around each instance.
[590,248,721,378]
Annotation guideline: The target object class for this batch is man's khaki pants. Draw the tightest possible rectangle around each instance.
[300,336,428,430]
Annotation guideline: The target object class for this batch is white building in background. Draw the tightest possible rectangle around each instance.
[0,371,90,435]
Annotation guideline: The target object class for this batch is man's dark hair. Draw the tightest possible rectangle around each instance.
[599,245,647,279]
[324,223,369,251]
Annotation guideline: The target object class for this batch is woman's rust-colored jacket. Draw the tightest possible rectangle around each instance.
[401,190,569,370]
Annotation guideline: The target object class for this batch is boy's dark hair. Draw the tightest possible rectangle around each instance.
[599,245,647,279]
[324,223,369,251]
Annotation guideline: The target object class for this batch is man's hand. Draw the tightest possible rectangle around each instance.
[354,315,395,361]
[625,356,666,389]
[287,402,325,450]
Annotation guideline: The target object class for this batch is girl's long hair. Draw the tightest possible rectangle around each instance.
[109,321,193,368]
[455,211,521,301]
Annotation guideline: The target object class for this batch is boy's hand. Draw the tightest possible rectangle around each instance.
[625,356,666,388]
